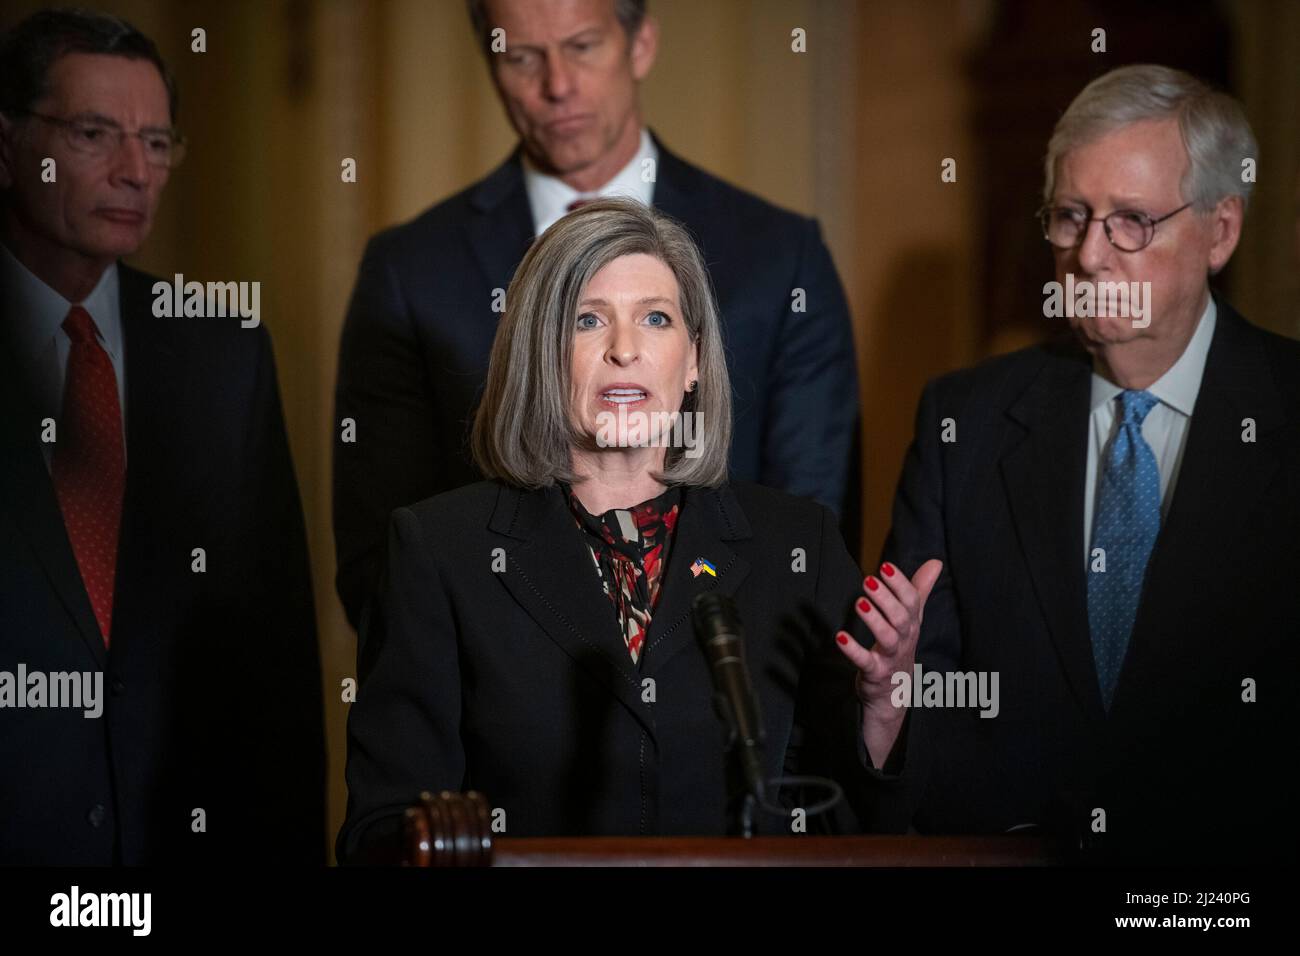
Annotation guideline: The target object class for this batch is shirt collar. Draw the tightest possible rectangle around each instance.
[562,481,681,551]
[1,240,122,366]
[1089,295,1216,417]
[522,127,657,236]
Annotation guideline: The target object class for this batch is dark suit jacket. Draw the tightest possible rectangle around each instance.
[337,479,897,863]
[0,264,326,865]
[333,130,860,629]
[881,298,1300,864]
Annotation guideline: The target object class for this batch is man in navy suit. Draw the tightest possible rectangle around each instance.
[333,0,860,628]
[882,65,1299,863]
[0,9,325,864]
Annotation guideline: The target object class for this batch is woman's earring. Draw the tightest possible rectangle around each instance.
[688,380,698,393]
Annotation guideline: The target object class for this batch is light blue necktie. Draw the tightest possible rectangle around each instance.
[1087,389,1161,710]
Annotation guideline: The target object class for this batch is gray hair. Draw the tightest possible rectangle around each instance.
[471,198,732,489]
[466,0,648,56]
[1043,64,1258,213]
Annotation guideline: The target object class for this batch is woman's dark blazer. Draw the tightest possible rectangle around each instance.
[337,478,901,863]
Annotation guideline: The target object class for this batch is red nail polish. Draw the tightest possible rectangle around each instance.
[859,598,873,614]
[882,563,895,578]
[836,632,849,645]
[866,576,879,592]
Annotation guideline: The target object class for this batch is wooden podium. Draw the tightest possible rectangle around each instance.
[402,791,1065,867]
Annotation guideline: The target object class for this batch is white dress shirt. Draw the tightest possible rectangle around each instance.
[2,241,127,467]
[522,127,657,236]
[1083,296,1216,564]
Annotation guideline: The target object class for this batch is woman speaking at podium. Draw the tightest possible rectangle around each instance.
[337,199,941,863]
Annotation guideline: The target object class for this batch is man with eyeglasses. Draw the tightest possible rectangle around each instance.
[876,65,1299,864]
[0,8,325,865]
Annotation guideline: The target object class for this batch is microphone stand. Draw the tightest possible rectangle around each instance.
[713,692,764,838]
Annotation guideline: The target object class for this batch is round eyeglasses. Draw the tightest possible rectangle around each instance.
[1038,202,1191,253]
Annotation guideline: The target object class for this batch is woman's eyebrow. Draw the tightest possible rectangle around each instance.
[579,296,676,308]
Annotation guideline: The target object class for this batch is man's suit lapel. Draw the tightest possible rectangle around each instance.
[1115,302,1283,707]
[108,266,183,664]
[465,149,535,293]
[1000,342,1107,727]
[0,366,106,669]
[646,130,703,229]
[488,482,752,741]
[649,132,746,365]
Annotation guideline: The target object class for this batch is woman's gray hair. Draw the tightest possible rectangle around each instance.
[471,197,732,489]
[1043,64,1258,213]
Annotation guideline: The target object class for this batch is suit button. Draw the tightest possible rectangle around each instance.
[87,804,107,828]
[111,678,125,696]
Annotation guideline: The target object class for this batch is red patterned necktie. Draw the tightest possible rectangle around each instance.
[51,306,125,648]
[566,197,598,212]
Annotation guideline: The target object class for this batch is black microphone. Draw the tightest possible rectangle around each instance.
[691,591,768,812]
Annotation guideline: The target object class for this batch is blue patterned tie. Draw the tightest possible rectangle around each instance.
[1087,389,1161,710]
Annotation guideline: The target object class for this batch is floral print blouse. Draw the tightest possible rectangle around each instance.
[562,482,682,667]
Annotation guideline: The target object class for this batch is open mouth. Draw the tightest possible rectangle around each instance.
[600,387,649,406]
